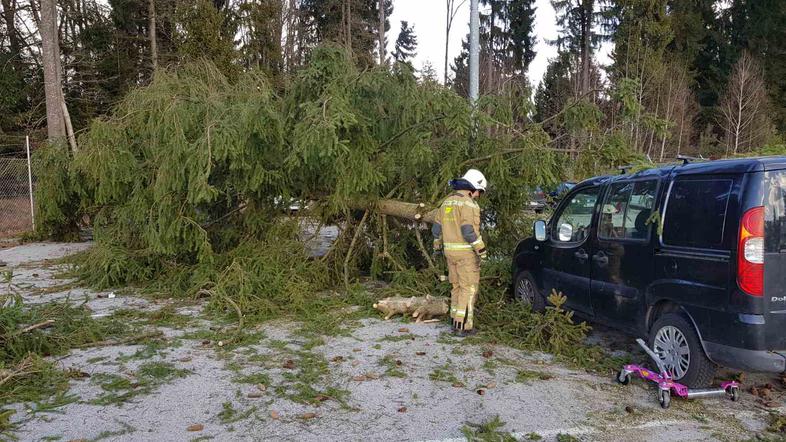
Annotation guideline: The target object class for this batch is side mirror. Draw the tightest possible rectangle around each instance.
[558,223,573,242]
[534,220,547,242]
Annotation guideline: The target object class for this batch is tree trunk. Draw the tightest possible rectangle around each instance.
[486,4,494,93]
[375,199,438,224]
[61,94,78,152]
[343,0,352,53]
[285,0,297,71]
[40,0,66,140]
[149,0,158,71]
[444,0,449,84]
[1,0,21,60]
[580,0,592,97]
[377,0,385,65]
[30,0,41,26]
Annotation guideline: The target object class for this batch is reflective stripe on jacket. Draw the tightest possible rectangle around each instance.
[434,191,485,255]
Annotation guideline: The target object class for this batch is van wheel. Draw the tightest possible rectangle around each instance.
[648,313,717,388]
[513,271,545,312]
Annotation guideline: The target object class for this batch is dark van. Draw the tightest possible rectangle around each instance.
[512,157,786,387]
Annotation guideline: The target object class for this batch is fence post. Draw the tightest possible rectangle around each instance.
[26,135,35,230]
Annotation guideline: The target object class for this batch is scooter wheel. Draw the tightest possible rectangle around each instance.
[658,389,671,409]
[616,370,630,385]
[729,386,739,402]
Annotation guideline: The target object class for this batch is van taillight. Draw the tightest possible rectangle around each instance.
[738,206,764,296]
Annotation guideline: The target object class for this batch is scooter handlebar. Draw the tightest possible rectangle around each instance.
[636,338,668,375]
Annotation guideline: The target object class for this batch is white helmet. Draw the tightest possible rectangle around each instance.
[462,169,487,192]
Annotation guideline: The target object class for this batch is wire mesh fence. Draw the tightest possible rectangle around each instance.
[0,157,34,238]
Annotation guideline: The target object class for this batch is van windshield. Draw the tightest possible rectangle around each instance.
[766,171,786,253]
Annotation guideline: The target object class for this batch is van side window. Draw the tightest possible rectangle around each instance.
[662,179,732,249]
[599,180,657,240]
[553,188,599,243]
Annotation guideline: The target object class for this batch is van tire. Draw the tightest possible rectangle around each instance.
[648,313,717,388]
[513,271,545,312]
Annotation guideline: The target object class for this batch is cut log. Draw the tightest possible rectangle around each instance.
[373,295,448,320]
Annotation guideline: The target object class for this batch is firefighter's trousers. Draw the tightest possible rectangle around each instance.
[446,252,480,330]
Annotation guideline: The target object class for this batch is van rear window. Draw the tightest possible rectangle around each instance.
[766,171,786,252]
[662,179,732,249]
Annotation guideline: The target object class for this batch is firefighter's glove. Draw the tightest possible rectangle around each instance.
[477,248,488,263]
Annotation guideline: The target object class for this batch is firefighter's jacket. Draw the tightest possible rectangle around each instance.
[432,191,485,256]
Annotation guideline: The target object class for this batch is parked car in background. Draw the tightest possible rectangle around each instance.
[512,156,786,387]
[528,183,576,213]
[549,182,576,200]
[528,187,547,213]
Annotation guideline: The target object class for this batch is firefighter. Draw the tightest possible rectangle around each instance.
[431,169,487,336]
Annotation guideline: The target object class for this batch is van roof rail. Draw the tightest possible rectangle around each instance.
[676,154,706,166]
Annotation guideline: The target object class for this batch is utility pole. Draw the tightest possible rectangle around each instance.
[468,0,479,105]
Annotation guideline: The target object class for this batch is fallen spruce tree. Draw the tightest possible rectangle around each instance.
[35,47,563,290]
[29,46,640,370]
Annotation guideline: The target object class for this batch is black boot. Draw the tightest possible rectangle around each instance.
[459,328,477,337]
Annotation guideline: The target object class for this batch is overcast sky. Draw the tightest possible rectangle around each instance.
[387,0,612,87]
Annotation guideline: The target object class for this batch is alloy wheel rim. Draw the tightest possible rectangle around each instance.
[653,325,690,379]
[516,278,535,305]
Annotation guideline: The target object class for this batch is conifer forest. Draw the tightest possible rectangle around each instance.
[1,1,786,440]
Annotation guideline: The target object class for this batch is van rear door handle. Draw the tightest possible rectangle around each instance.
[593,252,609,267]
[574,249,588,261]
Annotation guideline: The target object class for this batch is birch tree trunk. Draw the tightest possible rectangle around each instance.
[719,52,771,156]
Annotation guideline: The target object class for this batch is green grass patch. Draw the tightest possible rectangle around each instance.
[514,369,554,384]
[116,341,173,362]
[436,332,459,345]
[233,372,271,385]
[91,421,136,441]
[378,334,417,343]
[481,359,497,374]
[181,329,265,351]
[217,401,256,425]
[271,349,352,408]
[429,364,461,385]
[461,416,516,442]
[110,305,195,329]
[378,355,407,378]
[90,362,190,406]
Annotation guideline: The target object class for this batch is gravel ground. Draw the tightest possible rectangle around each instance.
[0,242,779,442]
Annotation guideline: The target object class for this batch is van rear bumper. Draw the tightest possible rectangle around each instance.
[704,341,786,373]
